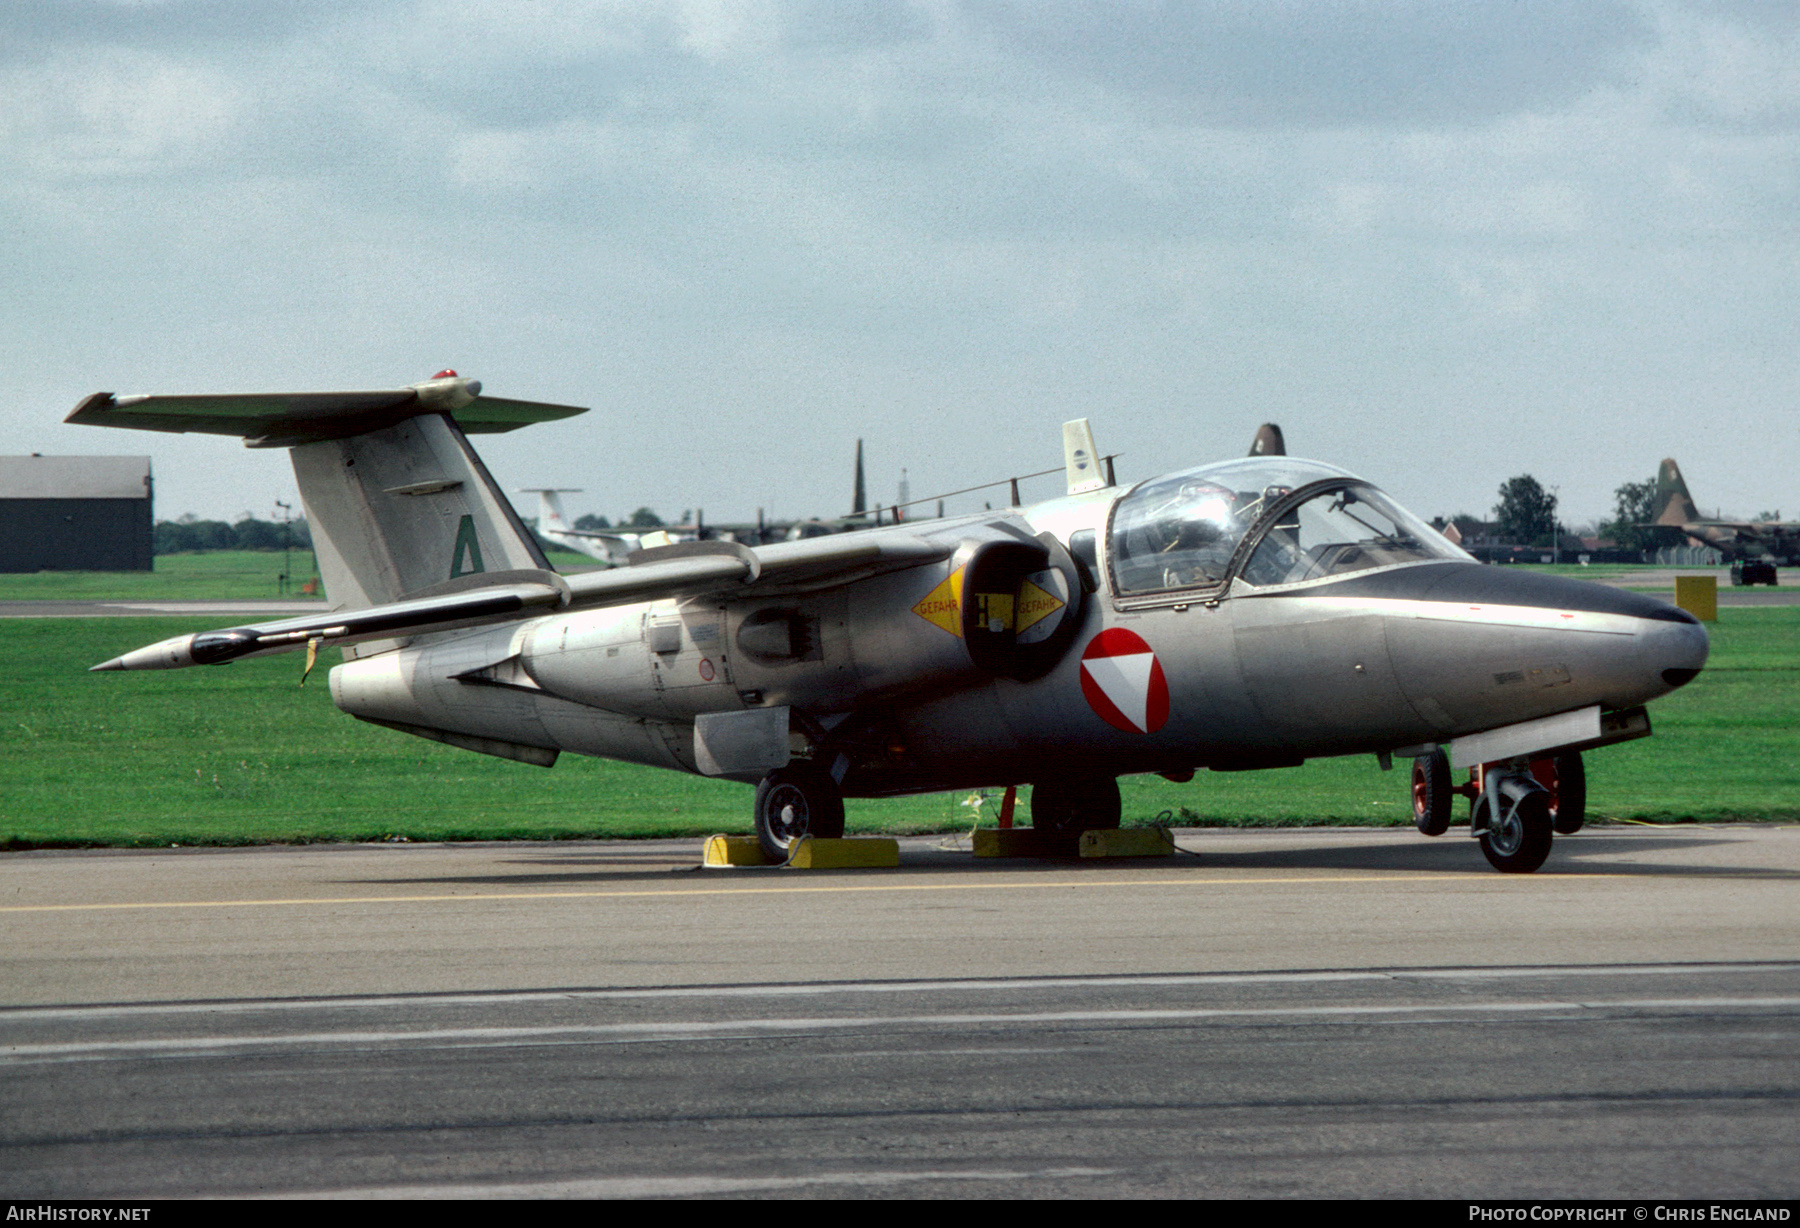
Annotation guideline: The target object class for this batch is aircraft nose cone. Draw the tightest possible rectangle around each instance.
[1440,567,1710,707]
[1307,563,1711,734]
[1645,609,1709,693]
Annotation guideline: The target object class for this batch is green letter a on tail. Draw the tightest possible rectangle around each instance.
[450,514,485,578]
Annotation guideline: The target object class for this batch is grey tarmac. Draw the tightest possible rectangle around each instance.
[1,826,1797,1198]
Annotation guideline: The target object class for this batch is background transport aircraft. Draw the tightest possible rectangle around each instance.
[1653,457,1797,570]
[519,488,669,565]
[72,373,1707,873]
[524,444,894,565]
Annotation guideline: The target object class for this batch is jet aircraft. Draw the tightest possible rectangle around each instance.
[71,373,1709,873]
[1652,458,1797,572]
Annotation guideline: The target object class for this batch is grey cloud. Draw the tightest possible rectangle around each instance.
[966,0,1653,126]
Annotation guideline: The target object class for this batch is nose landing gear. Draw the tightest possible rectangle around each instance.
[1471,765,1554,873]
[1407,749,1586,873]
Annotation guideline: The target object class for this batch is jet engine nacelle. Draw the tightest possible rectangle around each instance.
[330,523,1090,759]
[724,529,1087,713]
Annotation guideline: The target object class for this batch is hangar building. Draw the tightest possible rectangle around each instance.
[0,455,153,572]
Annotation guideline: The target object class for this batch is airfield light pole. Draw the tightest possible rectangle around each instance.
[1549,486,1561,566]
[275,500,293,595]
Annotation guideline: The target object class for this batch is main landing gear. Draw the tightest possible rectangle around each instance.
[1030,775,1122,834]
[1409,748,1587,873]
[753,763,845,861]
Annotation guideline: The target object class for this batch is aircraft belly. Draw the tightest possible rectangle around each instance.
[528,697,692,772]
[881,607,1269,779]
[331,623,557,751]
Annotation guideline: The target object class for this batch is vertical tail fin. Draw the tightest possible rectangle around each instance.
[852,440,867,516]
[517,488,581,533]
[1654,458,1703,526]
[66,374,587,617]
[1063,419,1107,494]
[1249,423,1286,457]
[292,413,551,611]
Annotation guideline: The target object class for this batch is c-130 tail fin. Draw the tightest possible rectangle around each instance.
[68,372,587,623]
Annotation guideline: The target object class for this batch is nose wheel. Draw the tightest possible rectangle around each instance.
[1411,749,1454,836]
[1406,749,1585,871]
[1469,764,1555,873]
[753,764,846,861]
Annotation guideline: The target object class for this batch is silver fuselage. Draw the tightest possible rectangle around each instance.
[331,461,1709,795]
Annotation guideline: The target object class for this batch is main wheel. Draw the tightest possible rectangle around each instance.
[1543,751,1587,835]
[753,764,845,861]
[1030,776,1122,834]
[1411,749,1453,836]
[1476,791,1553,874]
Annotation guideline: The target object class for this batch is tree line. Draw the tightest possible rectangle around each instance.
[154,515,312,555]
[1433,471,1683,558]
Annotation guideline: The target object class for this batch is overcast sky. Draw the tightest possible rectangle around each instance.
[3,0,1795,532]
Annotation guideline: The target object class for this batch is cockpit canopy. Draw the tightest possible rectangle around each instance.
[1107,457,1470,597]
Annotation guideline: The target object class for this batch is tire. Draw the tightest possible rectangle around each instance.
[1476,791,1554,874]
[1030,776,1122,834]
[1547,751,1587,835]
[753,764,845,861]
[1411,749,1453,836]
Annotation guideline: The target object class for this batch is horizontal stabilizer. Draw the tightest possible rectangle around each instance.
[67,373,586,449]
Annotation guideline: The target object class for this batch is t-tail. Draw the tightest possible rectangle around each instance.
[68,371,587,666]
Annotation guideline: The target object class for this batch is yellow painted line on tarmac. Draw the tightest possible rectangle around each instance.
[0,872,1574,915]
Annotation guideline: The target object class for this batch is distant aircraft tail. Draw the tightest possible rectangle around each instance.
[1653,458,1704,527]
[519,488,580,533]
[1249,423,1286,457]
[68,373,586,622]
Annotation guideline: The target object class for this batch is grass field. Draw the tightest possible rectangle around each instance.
[0,607,1793,848]
[0,552,324,601]
[0,548,604,602]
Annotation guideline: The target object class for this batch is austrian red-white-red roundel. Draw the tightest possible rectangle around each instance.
[1079,628,1169,734]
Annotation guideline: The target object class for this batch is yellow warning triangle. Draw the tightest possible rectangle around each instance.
[1015,578,1065,635]
[911,568,964,637]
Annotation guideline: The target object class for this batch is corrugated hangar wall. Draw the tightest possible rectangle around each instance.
[0,456,154,572]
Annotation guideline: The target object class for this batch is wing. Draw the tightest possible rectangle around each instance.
[93,533,954,671]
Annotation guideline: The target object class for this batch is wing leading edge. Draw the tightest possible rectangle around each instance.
[93,534,953,671]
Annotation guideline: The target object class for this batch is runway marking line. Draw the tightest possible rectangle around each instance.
[0,871,1545,916]
[7,996,1800,1063]
[9,963,1794,1026]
